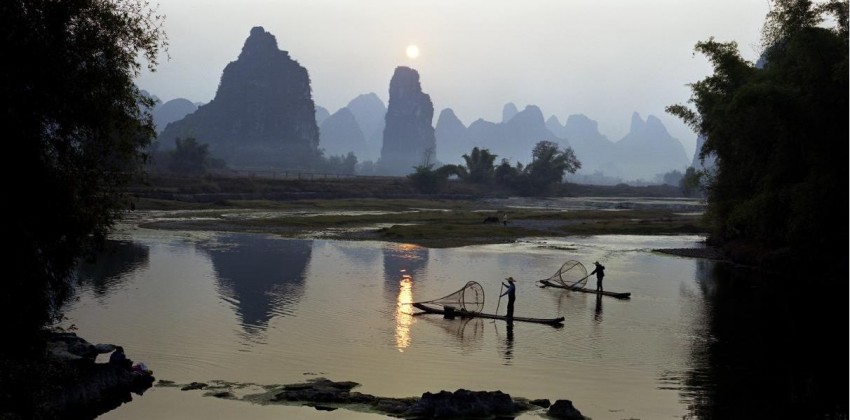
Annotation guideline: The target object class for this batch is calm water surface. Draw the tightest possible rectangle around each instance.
[62,209,840,420]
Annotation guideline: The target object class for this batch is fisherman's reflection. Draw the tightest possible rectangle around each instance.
[502,321,514,364]
[593,294,603,323]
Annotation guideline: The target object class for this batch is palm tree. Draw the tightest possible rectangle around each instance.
[461,147,498,184]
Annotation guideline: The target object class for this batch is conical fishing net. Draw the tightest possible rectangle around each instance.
[415,281,485,313]
[542,260,588,288]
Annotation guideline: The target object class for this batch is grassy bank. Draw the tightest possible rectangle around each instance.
[132,196,707,249]
[124,173,706,248]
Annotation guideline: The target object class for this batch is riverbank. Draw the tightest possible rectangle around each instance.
[130,196,711,251]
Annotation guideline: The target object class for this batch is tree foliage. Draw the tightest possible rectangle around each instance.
[494,159,523,187]
[659,169,684,187]
[318,151,358,175]
[494,140,581,195]
[407,163,456,194]
[679,167,703,197]
[407,147,456,193]
[169,137,210,174]
[666,0,847,270]
[2,0,167,351]
[453,142,581,196]
[526,141,581,191]
[460,147,498,184]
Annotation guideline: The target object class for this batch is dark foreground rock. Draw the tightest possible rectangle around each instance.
[37,333,154,419]
[163,377,587,419]
[547,399,585,419]
[13,334,587,419]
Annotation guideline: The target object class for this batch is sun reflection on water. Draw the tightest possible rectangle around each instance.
[394,271,414,351]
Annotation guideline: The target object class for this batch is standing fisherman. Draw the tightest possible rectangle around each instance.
[500,277,516,319]
[589,261,605,292]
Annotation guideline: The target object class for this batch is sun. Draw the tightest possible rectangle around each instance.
[405,45,420,59]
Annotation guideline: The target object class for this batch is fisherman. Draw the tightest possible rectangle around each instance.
[589,261,605,292]
[500,277,516,319]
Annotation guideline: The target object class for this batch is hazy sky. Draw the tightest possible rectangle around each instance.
[135,0,774,158]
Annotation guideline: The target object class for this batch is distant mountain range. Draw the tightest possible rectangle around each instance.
[316,98,691,182]
[145,26,694,183]
[151,91,693,183]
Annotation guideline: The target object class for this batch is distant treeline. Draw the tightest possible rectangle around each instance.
[129,171,687,200]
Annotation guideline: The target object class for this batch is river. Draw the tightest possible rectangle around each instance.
[61,202,843,419]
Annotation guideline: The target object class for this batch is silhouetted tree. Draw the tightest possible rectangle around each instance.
[408,163,455,194]
[660,169,684,186]
[679,167,703,197]
[3,0,167,351]
[169,137,210,174]
[407,147,445,193]
[522,141,581,195]
[324,152,358,175]
[494,159,519,185]
[667,0,847,269]
[461,147,498,184]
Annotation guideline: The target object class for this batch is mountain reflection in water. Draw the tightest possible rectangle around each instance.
[68,231,844,420]
[201,234,309,335]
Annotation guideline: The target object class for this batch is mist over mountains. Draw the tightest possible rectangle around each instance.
[149,26,694,184]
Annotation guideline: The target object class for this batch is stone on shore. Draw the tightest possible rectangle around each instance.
[39,333,155,418]
[173,377,577,419]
